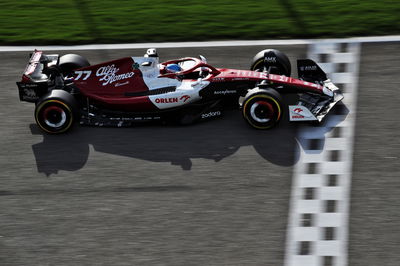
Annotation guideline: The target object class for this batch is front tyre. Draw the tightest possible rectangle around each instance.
[242,88,283,129]
[35,90,77,134]
[250,49,291,76]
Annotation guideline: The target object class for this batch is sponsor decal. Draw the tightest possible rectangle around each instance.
[74,70,92,81]
[201,111,221,119]
[96,64,135,86]
[300,65,317,71]
[278,75,289,82]
[155,95,191,104]
[155,97,178,104]
[291,107,313,119]
[132,62,140,70]
[115,81,130,87]
[265,57,277,63]
[24,88,37,98]
[303,81,320,88]
[289,105,317,121]
[214,89,237,95]
[213,78,225,82]
[23,83,39,88]
[303,81,319,88]
[180,95,191,102]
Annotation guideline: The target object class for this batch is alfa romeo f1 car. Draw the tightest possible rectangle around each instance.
[17,48,343,133]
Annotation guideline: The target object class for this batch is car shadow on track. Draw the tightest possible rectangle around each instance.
[29,105,347,176]
[295,103,350,152]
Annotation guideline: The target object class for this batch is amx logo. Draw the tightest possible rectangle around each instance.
[300,65,317,71]
[265,57,277,63]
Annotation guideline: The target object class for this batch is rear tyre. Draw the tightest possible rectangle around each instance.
[250,49,291,76]
[58,54,90,77]
[35,90,78,134]
[242,88,283,129]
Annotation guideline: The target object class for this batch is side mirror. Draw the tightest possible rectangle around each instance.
[199,55,207,63]
[141,61,152,67]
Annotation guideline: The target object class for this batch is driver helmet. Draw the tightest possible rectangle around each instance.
[165,63,182,73]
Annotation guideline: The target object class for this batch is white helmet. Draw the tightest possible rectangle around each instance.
[144,48,158,57]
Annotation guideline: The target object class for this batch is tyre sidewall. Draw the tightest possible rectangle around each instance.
[35,99,74,134]
[34,90,78,134]
[58,54,90,77]
[250,49,291,76]
[242,89,283,129]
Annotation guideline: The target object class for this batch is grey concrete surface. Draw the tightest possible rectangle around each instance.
[349,42,400,266]
[0,46,306,266]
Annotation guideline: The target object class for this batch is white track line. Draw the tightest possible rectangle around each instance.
[284,43,360,266]
[0,35,399,52]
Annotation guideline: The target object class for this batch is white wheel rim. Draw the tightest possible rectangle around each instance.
[250,102,270,123]
[44,109,67,128]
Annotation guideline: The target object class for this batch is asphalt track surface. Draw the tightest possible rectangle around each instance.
[0,43,399,265]
[349,42,400,266]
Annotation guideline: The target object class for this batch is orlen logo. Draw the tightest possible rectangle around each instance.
[292,107,304,118]
[180,95,190,102]
[155,95,191,104]
[155,98,178,104]
[291,107,313,119]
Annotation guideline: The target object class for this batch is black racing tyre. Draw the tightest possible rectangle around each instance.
[34,90,78,134]
[250,49,291,76]
[58,54,90,77]
[242,88,283,129]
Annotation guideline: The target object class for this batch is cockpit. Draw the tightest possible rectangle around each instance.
[159,57,219,80]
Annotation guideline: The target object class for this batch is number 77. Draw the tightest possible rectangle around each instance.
[74,70,92,80]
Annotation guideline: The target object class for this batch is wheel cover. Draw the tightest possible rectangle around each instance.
[250,101,274,123]
[43,106,67,128]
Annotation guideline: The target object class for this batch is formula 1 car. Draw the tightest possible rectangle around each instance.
[17,48,343,133]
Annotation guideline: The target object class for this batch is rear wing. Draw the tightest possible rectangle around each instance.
[22,50,60,80]
[17,50,59,102]
[297,59,327,83]
[23,50,43,77]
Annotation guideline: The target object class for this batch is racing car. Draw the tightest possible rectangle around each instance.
[16,48,343,133]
